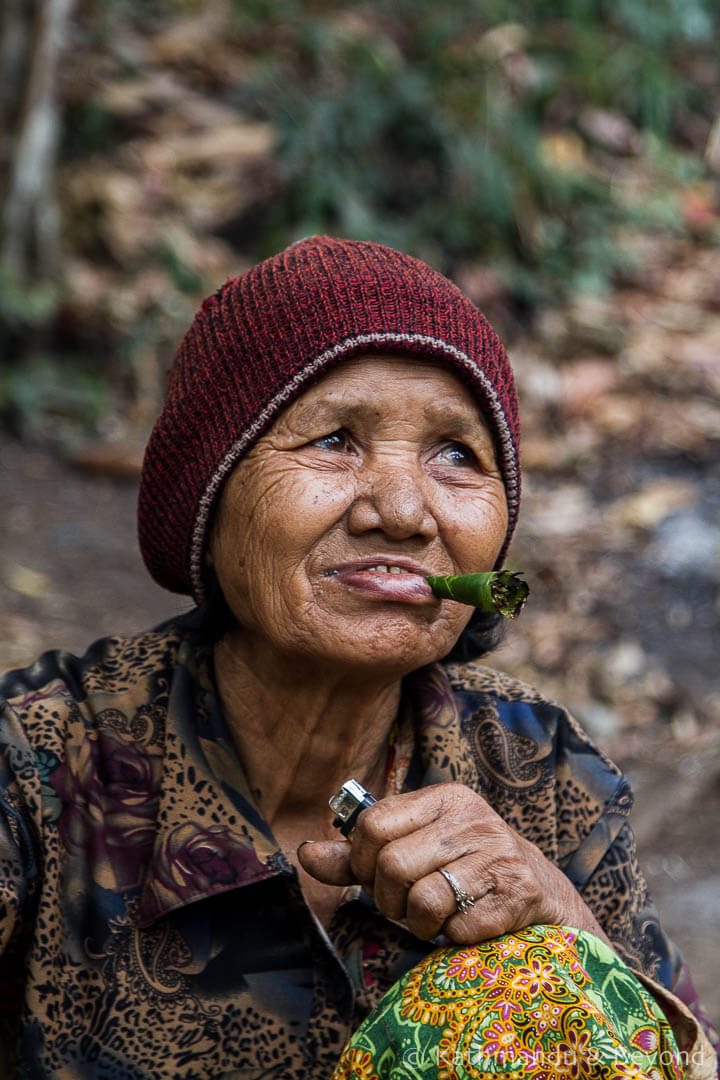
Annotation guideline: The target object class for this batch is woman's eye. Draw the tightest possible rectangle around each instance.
[311,429,351,452]
[434,441,478,467]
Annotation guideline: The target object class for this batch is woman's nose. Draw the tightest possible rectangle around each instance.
[346,459,437,541]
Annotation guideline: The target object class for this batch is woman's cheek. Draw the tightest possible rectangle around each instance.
[452,490,508,568]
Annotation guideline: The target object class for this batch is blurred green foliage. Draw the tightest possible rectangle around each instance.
[1,0,717,438]
[62,101,132,159]
[235,0,718,299]
[0,271,62,331]
[0,355,109,442]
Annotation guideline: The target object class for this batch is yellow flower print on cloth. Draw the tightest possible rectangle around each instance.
[331,925,683,1080]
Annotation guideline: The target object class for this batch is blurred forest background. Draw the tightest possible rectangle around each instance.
[1,0,719,1017]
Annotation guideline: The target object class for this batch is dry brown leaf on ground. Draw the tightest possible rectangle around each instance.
[136,122,275,174]
[607,480,698,530]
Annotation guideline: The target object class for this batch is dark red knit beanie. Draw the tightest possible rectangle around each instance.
[138,236,521,600]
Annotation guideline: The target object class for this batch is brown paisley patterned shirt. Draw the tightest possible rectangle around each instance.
[0,613,715,1078]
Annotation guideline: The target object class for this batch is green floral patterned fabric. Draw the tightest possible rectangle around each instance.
[332,925,684,1079]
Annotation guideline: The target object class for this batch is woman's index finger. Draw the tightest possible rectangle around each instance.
[347,784,464,884]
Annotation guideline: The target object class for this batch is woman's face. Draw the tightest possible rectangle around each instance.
[209,354,509,677]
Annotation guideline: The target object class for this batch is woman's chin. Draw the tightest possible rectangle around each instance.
[228,605,466,680]
[299,623,459,677]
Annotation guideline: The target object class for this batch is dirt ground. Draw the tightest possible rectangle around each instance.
[1,431,718,1024]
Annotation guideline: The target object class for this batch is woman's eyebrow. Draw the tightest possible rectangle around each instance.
[289,399,488,437]
[289,399,363,427]
[421,405,489,437]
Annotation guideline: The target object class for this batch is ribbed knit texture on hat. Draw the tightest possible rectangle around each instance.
[138,236,521,599]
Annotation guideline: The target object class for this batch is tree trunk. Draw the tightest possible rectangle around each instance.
[1,0,74,284]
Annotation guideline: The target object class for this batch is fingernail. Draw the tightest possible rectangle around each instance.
[297,840,315,853]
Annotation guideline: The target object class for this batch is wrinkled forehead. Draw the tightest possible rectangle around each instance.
[270,350,497,435]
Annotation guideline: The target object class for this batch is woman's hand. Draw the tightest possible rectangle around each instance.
[298,782,609,946]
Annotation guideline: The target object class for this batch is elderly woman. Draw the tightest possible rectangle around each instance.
[0,237,716,1079]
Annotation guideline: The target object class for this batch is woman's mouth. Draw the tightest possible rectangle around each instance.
[327,562,435,602]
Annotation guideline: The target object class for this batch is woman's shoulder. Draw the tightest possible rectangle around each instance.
[0,613,192,740]
[441,656,622,777]
[441,656,578,734]
[443,657,560,705]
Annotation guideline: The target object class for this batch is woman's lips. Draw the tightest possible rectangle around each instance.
[328,563,435,602]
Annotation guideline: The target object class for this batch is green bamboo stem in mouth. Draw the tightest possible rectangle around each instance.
[425,570,529,618]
